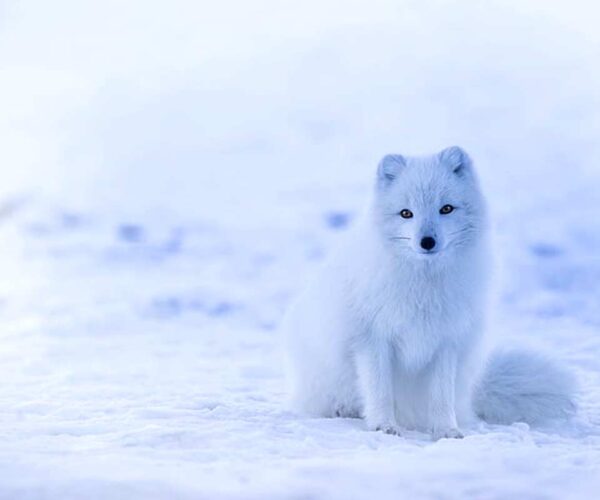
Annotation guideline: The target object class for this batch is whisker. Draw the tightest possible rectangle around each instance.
[449,228,475,236]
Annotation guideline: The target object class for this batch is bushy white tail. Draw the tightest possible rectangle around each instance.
[473,350,576,425]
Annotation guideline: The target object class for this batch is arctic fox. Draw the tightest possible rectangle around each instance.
[284,147,575,439]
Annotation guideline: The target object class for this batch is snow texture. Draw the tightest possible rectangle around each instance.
[1,0,600,498]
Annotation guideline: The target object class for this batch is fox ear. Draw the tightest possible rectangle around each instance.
[377,154,406,186]
[439,146,472,176]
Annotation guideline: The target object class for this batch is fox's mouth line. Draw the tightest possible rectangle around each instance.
[416,249,441,256]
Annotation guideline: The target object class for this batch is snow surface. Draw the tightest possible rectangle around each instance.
[1,0,600,498]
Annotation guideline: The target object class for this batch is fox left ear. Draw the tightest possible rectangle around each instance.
[439,146,472,176]
[377,154,406,187]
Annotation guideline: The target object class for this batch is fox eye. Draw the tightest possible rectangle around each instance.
[399,209,413,219]
[440,204,454,215]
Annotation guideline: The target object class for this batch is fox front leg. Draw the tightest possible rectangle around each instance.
[428,348,464,440]
[356,342,403,436]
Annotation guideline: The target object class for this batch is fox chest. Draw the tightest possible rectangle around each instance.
[359,283,476,370]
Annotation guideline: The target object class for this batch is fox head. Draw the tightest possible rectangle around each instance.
[373,146,487,260]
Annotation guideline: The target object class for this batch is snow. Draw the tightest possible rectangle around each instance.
[1,0,600,498]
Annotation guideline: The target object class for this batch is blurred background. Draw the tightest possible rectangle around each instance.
[1,1,600,498]
[2,0,599,220]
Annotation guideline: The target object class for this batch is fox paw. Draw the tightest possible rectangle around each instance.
[432,427,464,440]
[334,405,361,419]
[374,424,403,436]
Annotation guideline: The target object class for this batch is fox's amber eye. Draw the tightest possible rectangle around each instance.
[399,209,413,219]
[440,204,454,215]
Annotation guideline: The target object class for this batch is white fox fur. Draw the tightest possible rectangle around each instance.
[284,147,575,439]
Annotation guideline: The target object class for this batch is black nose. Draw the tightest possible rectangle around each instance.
[420,236,436,251]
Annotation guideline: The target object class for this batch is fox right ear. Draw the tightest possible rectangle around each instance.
[377,154,405,186]
[439,146,472,177]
